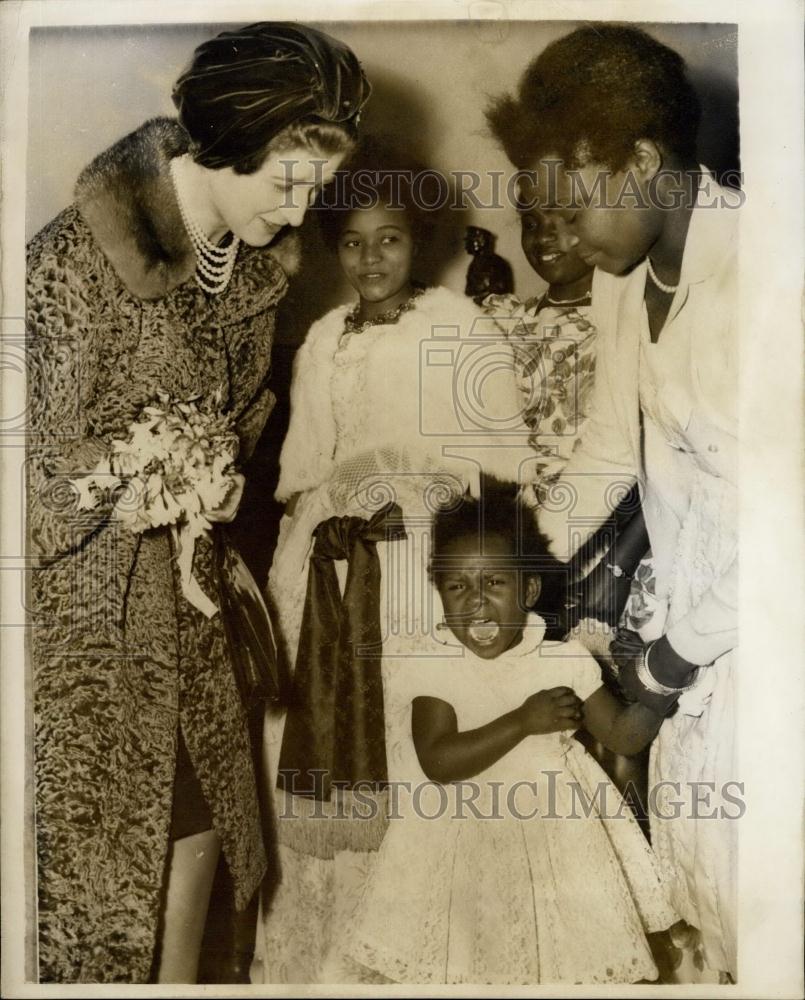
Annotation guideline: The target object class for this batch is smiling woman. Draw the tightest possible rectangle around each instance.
[185,148,345,249]
[26,21,370,985]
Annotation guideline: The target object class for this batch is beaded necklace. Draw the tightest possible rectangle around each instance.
[342,285,426,336]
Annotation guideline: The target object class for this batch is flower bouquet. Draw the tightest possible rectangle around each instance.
[71,389,239,617]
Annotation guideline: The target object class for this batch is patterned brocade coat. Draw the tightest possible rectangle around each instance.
[26,117,298,983]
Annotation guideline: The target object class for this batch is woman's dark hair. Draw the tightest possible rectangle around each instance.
[428,480,571,638]
[231,120,357,176]
[486,24,701,170]
[316,136,437,251]
[172,21,371,174]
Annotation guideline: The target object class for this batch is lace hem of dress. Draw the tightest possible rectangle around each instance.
[347,937,660,986]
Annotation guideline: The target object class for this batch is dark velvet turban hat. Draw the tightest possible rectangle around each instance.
[172,22,371,169]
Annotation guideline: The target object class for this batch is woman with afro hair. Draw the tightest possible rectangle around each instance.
[487,24,740,983]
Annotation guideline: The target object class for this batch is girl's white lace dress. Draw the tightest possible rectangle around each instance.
[337,616,678,985]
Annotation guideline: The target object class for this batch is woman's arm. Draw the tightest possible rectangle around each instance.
[537,281,638,561]
[412,687,582,784]
[576,505,651,625]
[580,684,665,757]
[27,245,115,559]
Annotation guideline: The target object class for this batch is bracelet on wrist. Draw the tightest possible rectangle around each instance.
[636,641,697,696]
[606,562,633,581]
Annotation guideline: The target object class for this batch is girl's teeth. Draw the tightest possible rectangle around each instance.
[541,253,559,262]
[468,620,499,643]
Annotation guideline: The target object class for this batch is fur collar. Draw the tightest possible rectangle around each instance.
[74,117,300,301]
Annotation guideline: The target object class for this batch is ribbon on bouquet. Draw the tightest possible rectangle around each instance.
[171,523,218,618]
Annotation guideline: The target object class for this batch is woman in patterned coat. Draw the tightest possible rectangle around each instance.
[26,22,369,984]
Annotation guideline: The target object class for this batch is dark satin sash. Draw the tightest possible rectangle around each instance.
[277,502,406,801]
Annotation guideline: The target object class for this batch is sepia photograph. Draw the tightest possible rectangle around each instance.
[1,1,802,996]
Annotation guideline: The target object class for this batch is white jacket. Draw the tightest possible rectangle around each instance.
[276,285,536,501]
[539,174,739,666]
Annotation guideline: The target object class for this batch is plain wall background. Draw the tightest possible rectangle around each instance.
[26,19,740,579]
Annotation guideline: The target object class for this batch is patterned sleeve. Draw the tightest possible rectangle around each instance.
[234,382,276,465]
[538,274,639,560]
[26,231,115,558]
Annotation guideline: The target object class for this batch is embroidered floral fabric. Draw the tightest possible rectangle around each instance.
[483,293,597,504]
[484,292,657,634]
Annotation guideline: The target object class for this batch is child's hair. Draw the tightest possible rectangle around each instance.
[486,24,701,171]
[317,135,435,251]
[429,480,570,638]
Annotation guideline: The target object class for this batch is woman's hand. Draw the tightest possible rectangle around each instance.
[206,473,245,524]
[49,439,110,475]
[609,627,646,669]
[517,686,583,736]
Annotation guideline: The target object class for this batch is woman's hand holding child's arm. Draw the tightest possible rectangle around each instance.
[581,685,665,758]
[412,687,582,784]
[610,627,697,715]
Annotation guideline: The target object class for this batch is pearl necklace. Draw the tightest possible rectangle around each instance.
[170,156,240,295]
[646,257,679,295]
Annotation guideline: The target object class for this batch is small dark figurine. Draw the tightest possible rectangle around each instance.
[464,225,514,304]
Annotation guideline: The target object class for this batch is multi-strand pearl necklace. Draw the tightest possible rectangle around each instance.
[170,156,240,295]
